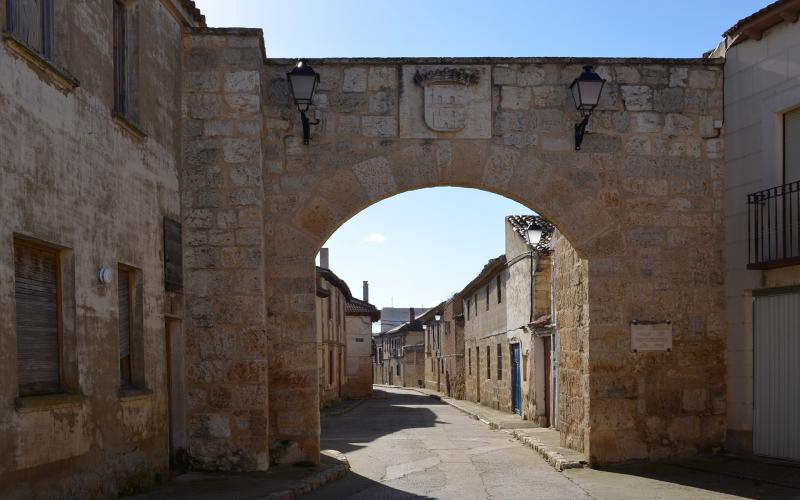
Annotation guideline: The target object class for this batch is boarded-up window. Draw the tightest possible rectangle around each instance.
[118,266,133,387]
[15,239,60,396]
[164,218,182,292]
[6,0,54,59]
[785,107,800,184]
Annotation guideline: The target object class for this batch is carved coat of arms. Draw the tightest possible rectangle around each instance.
[414,68,480,133]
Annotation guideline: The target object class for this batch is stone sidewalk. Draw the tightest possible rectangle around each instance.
[127,450,349,500]
[402,385,586,471]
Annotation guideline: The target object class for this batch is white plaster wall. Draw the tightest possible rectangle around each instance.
[723,19,800,452]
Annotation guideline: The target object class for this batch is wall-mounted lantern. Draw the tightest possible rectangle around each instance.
[526,221,543,247]
[286,61,320,145]
[569,65,606,151]
[434,312,442,322]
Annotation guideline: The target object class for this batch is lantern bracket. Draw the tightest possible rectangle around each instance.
[300,110,320,145]
[575,114,590,151]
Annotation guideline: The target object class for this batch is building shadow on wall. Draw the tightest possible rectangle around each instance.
[320,387,445,454]
[593,454,800,499]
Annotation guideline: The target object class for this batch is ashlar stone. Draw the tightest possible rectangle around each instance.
[342,67,368,93]
[224,71,260,92]
[621,85,653,111]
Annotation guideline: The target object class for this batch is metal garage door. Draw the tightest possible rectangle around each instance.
[754,289,800,461]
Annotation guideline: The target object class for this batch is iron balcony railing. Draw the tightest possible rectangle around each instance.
[747,180,800,269]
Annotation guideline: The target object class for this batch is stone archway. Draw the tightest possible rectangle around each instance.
[180,29,726,470]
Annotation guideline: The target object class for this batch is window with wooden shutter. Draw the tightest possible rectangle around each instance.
[14,239,61,396]
[118,266,133,387]
[6,0,54,60]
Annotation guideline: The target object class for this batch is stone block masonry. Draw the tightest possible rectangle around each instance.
[253,55,726,466]
[181,28,270,471]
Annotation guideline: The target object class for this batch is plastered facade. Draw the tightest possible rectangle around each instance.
[0,1,198,497]
[721,17,800,454]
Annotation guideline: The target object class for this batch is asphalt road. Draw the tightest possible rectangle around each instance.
[301,386,800,500]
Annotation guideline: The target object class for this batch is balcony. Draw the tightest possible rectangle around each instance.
[747,180,800,269]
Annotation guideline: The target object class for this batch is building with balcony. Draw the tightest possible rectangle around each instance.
[715,0,800,461]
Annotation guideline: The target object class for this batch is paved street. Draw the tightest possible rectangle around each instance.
[302,386,800,499]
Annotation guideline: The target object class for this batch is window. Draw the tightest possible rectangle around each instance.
[15,239,61,395]
[496,343,502,380]
[328,350,333,385]
[497,275,502,303]
[468,348,472,375]
[118,266,133,387]
[6,0,54,60]
[440,359,444,373]
[113,0,140,119]
[474,294,478,317]
[466,300,471,320]
[327,296,332,320]
[396,364,400,376]
[786,107,800,184]
[486,285,490,311]
[164,218,183,291]
[118,265,143,389]
[486,346,491,379]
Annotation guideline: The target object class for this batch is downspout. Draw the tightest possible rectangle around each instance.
[529,251,536,324]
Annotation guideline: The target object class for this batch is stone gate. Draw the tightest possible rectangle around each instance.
[181,28,726,469]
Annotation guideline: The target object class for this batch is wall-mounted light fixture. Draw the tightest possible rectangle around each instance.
[569,65,606,150]
[286,61,321,145]
[526,221,543,247]
[434,312,442,322]
[98,266,113,284]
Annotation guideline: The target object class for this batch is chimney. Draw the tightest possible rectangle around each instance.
[363,281,369,303]
[409,307,415,323]
[320,248,329,269]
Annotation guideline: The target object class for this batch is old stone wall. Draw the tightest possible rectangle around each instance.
[179,51,730,466]
[553,231,590,452]
[0,1,191,497]
[180,29,270,470]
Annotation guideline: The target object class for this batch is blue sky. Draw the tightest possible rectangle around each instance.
[194,0,766,309]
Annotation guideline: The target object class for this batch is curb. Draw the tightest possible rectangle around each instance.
[408,386,586,473]
[509,430,586,471]
[264,450,350,500]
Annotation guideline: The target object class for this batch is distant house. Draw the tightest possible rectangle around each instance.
[462,216,555,424]
[316,249,379,406]
[343,282,380,398]
[379,306,428,333]
[373,308,425,387]
[420,297,465,399]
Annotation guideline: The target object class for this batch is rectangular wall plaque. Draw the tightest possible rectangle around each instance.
[630,321,672,352]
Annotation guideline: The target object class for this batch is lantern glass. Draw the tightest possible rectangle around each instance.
[286,62,319,111]
[435,313,442,322]
[527,223,543,247]
[569,66,605,114]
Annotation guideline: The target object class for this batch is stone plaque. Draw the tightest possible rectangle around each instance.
[399,65,491,139]
[630,321,672,352]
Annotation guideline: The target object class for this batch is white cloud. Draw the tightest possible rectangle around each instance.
[364,233,387,243]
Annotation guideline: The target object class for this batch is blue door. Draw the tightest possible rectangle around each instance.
[511,343,522,415]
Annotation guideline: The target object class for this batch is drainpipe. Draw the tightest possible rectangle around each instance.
[529,251,536,324]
